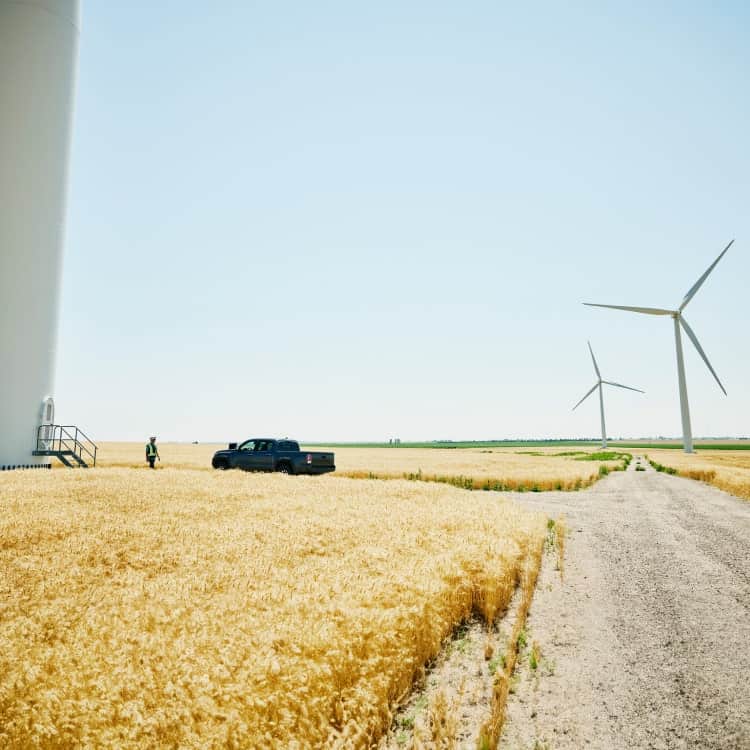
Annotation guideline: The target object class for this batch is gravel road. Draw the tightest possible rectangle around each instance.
[501,457,750,750]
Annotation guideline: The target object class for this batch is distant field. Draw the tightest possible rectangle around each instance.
[94,443,627,492]
[307,440,603,449]
[0,469,546,748]
[309,439,750,450]
[645,449,750,501]
[612,441,750,451]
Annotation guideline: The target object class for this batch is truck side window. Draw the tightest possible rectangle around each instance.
[239,441,255,452]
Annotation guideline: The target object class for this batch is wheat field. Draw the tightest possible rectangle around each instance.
[646,449,750,501]
[0,468,546,748]
[321,446,624,490]
[94,442,621,491]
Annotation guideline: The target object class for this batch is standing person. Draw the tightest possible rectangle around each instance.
[146,436,160,469]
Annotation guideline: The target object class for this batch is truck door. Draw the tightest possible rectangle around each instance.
[236,440,257,470]
[253,440,275,471]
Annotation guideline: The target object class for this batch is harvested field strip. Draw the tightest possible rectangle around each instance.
[337,470,598,493]
[318,447,627,487]
[476,518,562,748]
[645,449,750,501]
[478,527,544,749]
[0,470,546,749]
[380,525,545,749]
[338,452,631,493]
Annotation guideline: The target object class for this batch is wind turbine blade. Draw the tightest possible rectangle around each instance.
[572,383,599,411]
[587,341,601,378]
[679,239,734,311]
[583,303,674,316]
[601,380,645,394]
[679,317,727,395]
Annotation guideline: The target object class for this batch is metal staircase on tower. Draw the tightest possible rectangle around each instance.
[33,424,97,468]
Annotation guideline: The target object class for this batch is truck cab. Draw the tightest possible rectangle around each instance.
[211,438,335,475]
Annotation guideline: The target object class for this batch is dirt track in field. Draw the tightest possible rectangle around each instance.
[501,456,750,750]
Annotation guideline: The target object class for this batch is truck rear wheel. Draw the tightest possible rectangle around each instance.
[277,462,292,475]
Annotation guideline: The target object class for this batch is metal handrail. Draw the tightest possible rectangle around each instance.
[36,424,98,467]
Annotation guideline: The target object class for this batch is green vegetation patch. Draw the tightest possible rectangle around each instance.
[518,449,632,473]
[573,451,628,462]
[647,458,678,475]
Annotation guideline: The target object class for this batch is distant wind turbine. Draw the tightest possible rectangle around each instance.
[573,341,644,449]
[584,239,734,454]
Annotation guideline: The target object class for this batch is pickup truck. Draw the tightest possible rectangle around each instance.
[211,438,335,475]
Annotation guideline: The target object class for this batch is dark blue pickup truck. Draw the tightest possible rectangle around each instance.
[211,438,335,475]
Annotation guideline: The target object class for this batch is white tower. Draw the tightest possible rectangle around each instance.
[0,0,80,469]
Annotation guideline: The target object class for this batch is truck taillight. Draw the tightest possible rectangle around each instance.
[306,453,312,464]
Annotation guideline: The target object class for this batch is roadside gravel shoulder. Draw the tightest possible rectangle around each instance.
[501,457,750,750]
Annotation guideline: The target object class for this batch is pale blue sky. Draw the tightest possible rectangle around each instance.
[56,1,749,442]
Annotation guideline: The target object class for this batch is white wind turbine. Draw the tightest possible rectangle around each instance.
[572,342,644,448]
[584,240,734,454]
